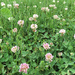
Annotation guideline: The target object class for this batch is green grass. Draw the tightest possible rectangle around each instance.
[0,0,75,75]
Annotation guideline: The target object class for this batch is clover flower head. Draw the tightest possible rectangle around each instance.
[13,28,17,32]
[43,43,50,50]
[33,14,38,18]
[0,39,2,43]
[58,52,62,56]
[7,4,12,8]
[1,2,5,7]
[17,20,24,27]
[59,29,66,34]
[53,15,59,19]
[45,53,54,63]
[19,63,29,74]
[11,46,19,53]
[14,3,19,8]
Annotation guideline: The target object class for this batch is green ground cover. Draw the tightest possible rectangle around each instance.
[0,0,75,75]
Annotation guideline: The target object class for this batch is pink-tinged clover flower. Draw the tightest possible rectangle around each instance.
[33,14,38,18]
[45,7,49,12]
[29,14,38,21]
[1,2,5,7]
[43,43,50,50]
[49,4,55,7]
[29,17,34,21]
[6,42,9,45]
[74,34,75,39]
[14,3,19,8]
[19,63,29,74]
[31,24,38,32]
[59,29,66,34]
[50,42,53,46]
[45,53,54,63]
[13,28,17,32]
[17,20,24,27]
[58,52,62,56]
[53,15,59,19]
[11,46,19,53]
[41,7,46,11]
[41,7,49,12]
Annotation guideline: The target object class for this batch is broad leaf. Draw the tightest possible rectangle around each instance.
[1,8,12,19]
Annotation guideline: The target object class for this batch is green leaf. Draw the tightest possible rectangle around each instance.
[68,46,73,50]
[22,51,29,57]
[28,46,32,50]
[43,32,49,38]
[0,63,3,74]
[32,62,37,67]
[61,71,67,75]
[1,8,12,19]
[69,68,75,73]
[0,26,3,29]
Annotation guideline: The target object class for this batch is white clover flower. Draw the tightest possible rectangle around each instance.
[56,33,59,34]
[41,7,49,12]
[49,4,55,7]
[13,1,16,4]
[49,5,53,7]
[29,17,33,21]
[1,2,5,6]
[27,6,30,8]
[58,52,62,56]
[65,8,68,10]
[57,1,59,3]
[57,17,60,20]
[45,7,50,12]
[70,52,74,56]
[59,29,66,34]
[41,7,46,11]
[7,4,12,8]
[21,2,23,4]
[53,0,55,2]
[63,1,66,4]
[33,14,38,18]
[39,2,41,4]
[54,6,57,9]
[53,15,59,19]
[31,24,38,29]
[62,19,65,21]
[33,5,37,8]
[60,23,62,25]
[8,17,14,21]
[0,39,2,43]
